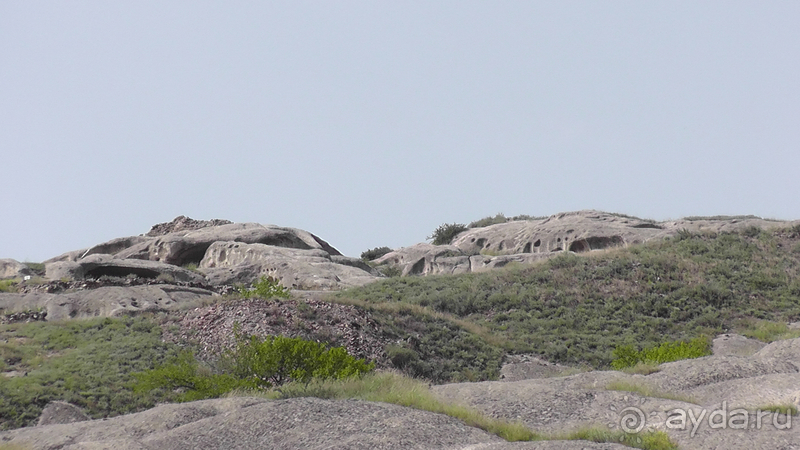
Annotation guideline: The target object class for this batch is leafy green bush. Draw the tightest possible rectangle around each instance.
[227,333,374,388]
[427,223,468,245]
[238,276,291,299]
[378,265,402,278]
[132,333,374,401]
[361,246,393,261]
[611,337,711,370]
[132,351,244,402]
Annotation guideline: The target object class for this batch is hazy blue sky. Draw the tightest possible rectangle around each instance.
[2,2,798,262]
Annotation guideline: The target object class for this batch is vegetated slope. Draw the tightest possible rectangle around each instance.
[339,226,800,369]
[0,317,183,430]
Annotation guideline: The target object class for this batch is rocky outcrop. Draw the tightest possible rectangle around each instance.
[0,284,217,321]
[374,210,798,277]
[433,336,800,450]
[146,215,233,237]
[1,396,627,450]
[0,259,32,279]
[45,254,206,283]
[39,217,378,291]
[37,401,91,426]
[199,241,378,289]
[114,222,343,266]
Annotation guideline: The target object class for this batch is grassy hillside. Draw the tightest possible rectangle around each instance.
[338,226,800,368]
[0,317,183,430]
[1,225,798,432]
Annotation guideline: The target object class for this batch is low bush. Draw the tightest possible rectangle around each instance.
[0,280,17,293]
[739,320,800,342]
[427,223,468,245]
[226,332,375,388]
[132,332,374,401]
[611,337,711,370]
[238,276,291,299]
[361,246,393,261]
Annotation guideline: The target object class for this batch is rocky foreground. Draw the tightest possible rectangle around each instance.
[1,334,799,449]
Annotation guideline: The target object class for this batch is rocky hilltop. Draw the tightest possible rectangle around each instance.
[2,211,800,450]
[373,211,793,276]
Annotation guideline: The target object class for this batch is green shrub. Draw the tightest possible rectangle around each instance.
[361,246,393,261]
[132,351,244,402]
[468,213,509,228]
[238,276,291,299]
[132,333,374,401]
[427,223,468,245]
[226,333,374,388]
[611,337,711,370]
[378,265,402,278]
[22,262,45,276]
[0,280,18,293]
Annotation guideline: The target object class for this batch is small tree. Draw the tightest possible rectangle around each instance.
[427,223,468,245]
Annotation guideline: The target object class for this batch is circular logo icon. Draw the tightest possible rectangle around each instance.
[618,406,646,434]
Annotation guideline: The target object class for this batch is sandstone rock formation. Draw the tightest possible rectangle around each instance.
[2,396,627,450]
[145,215,233,237]
[0,284,216,321]
[45,254,206,284]
[0,259,32,279]
[38,218,377,292]
[433,335,800,450]
[37,401,90,426]
[199,241,378,289]
[374,210,798,277]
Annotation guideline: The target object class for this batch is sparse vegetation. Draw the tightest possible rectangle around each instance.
[22,262,45,276]
[361,246,393,261]
[0,316,184,430]
[132,332,374,402]
[756,403,799,416]
[555,426,678,450]
[739,319,800,342]
[252,371,538,441]
[467,213,547,228]
[237,275,291,299]
[340,227,800,369]
[611,336,711,370]
[604,381,697,403]
[0,279,18,293]
[427,222,468,245]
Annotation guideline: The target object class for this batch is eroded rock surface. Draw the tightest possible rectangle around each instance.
[39,217,378,292]
[374,210,797,277]
[1,397,628,450]
[199,241,378,289]
[0,259,32,279]
[0,284,216,321]
[433,336,800,450]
